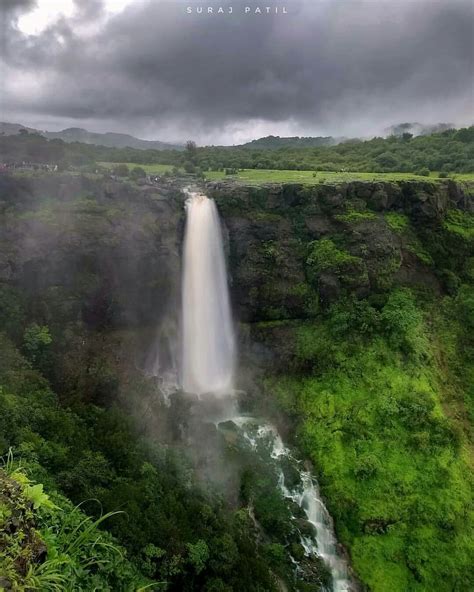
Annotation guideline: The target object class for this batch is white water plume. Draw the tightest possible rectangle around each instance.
[181,189,235,395]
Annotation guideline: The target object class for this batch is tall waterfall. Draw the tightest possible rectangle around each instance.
[180,188,353,591]
[181,189,235,395]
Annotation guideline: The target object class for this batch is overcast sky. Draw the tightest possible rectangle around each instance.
[1,0,473,144]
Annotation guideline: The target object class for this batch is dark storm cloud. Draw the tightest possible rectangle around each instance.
[1,0,473,142]
[1,0,36,12]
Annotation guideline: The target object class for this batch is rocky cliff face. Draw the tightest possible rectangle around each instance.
[0,173,186,407]
[0,173,184,329]
[1,173,472,392]
[208,179,472,324]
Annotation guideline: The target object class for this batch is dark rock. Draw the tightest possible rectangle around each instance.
[318,273,341,305]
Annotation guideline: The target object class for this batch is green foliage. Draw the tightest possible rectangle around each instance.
[130,166,147,180]
[24,482,58,510]
[306,240,361,278]
[335,209,377,223]
[0,467,150,591]
[380,288,426,355]
[22,324,53,375]
[2,125,473,176]
[0,335,286,591]
[443,209,474,240]
[264,288,474,591]
[22,324,52,362]
[306,239,367,291]
[186,540,209,574]
[415,167,431,177]
[112,164,129,177]
[384,212,409,233]
[406,237,434,266]
[456,284,474,330]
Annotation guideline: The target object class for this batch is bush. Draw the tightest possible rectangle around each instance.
[130,166,146,180]
[415,167,430,177]
[306,240,362,281]
[380,288,425,354]
[112,164,129,177]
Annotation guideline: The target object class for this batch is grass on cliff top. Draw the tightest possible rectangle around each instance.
[205,168,474,184]
[99,162,175,173]
[98,162,474,185]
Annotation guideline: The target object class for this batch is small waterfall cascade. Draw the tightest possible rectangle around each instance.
[181,189,235,395]
[228,417,353,592]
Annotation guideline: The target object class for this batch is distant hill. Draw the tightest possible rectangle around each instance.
[240,135,340,149]
[0,122,183,151]
[0,122,39,135]
[385,122,456,137]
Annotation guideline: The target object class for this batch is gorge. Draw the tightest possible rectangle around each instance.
[0,171,472,591]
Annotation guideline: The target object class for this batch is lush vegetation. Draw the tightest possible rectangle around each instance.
[0,328,298,591]
[207,176,474,590]
[1,126,473,177]
[0,157,473,590]
[0,461,149,591]
[264,288,474,591]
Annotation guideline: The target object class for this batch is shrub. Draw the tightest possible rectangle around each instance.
[22,324,52,373]
[130,166,146,180]
[415,168,430,177]
[380,288,425,354]
[306,240,361,280]
[385,212,409,233]
[112,164,129,177]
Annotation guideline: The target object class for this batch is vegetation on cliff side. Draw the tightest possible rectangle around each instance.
[232,183,474,591]
[264,287,474,591]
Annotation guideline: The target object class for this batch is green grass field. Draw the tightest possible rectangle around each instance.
[99,162,175,174]
[205,168,474,184]
[99,162,474,185]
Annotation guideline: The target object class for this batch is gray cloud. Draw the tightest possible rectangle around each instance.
[1,0,473,143]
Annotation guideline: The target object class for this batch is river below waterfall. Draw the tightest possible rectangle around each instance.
[218,413,353,592]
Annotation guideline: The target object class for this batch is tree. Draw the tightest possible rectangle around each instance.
[130,166,146,180]
[185,140,197,161]
[22,323,52,373]
[375,152,400,170]
[112,164,129,177]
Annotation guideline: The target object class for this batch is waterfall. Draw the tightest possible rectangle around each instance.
[180,188,353,590]
[181,189,235,395]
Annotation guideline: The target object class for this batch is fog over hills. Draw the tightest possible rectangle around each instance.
[0,122,183,151]
[2,121,468,152]
[385,122,457,137]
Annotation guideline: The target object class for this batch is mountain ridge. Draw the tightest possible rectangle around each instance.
[0,122,183,151]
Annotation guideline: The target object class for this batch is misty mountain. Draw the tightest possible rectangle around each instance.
[0,122,183,151]
[385,122,457,137]
[240,135,340,149]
